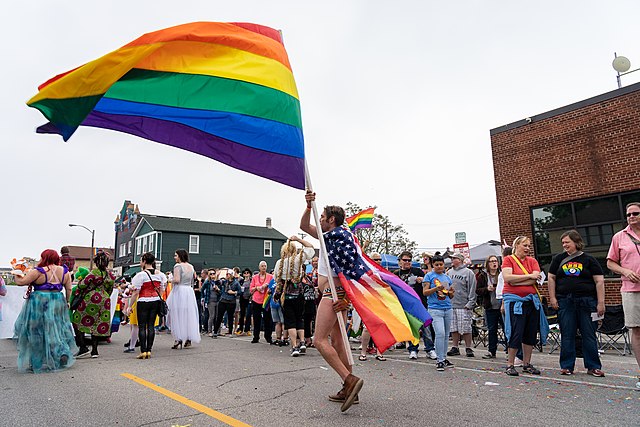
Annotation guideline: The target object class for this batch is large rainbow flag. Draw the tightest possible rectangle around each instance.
[346,208,375,231]
[324,226,431,353]
[27,22,305,189]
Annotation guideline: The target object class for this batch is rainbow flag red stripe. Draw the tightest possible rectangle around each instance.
[324,227,431,353]
[346,208,375,231]
[26,22,304,189]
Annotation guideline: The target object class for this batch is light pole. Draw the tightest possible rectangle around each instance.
[612,53,640,88]
[69,223,95,270]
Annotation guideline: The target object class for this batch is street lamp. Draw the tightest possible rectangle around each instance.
[612,52,640,88]
[69,223,95,270]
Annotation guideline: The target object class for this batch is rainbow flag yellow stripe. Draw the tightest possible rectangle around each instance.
[346,208,375,231]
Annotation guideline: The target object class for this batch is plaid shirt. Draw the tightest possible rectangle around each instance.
[59,253,76,272]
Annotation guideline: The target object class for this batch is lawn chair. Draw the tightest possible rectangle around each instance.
[472,306,488,348]
[597,305,630,356]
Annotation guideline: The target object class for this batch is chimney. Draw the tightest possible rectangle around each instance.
[266,217,272,229]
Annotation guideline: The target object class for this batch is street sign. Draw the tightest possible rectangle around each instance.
[455,232,466,244]
[453,242,471,266]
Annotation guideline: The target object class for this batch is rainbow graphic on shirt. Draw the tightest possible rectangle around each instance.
[562,262,583,276]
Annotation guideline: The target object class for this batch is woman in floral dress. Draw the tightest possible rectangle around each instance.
[71,251,115,358]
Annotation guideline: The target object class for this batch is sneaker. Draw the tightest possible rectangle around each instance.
[291,347,300,357]
[436,361,445,371]
[299,344,307,354]
[427,350,437,360]
[395,342,406,349]
[587,369,605,377]
[560,368,573,375]
[635,378,640,391]
[505,365,519,376]
[90,350,99,359]
[443,359,455,368]
[447,347,460,356]
[271,339,280,346]
[341,374,364,412]
[465,348,475,357]
[522,363,541,375]
[212,333,218,339]
[123,348,136,353]
[409,351,418,360]
[482,352,496,359]
[75,348,91,359]
[251,339,260,344]
[514,357,524,367]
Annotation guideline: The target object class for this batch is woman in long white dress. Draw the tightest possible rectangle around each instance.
[166,249,201,348]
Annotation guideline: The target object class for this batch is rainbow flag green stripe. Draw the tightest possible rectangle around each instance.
[26,22,305,189]
[346,208,375,231]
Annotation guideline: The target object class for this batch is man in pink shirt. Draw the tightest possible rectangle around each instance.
[607,201,640,391]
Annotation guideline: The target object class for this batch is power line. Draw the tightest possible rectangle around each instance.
[404,213,497,227]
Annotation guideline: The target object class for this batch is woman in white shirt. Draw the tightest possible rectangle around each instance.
[127,252,167,359]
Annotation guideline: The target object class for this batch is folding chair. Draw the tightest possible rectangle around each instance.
[472,306,488,348]
[598,305,630,356]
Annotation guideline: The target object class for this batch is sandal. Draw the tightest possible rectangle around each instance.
[522,363,541,375]
[375,355,387,361]
[358,355,367,361]
[505,365,519,376]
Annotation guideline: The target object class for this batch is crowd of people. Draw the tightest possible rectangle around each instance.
[2,200,639,403]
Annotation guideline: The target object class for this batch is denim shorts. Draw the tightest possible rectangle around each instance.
[271,306,284,323]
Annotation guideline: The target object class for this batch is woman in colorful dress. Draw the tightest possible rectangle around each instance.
[71,251,115,359]
[166,249,200,349]
[13,249,77,373]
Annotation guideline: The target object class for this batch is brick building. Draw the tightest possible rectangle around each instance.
[490,82,640,305]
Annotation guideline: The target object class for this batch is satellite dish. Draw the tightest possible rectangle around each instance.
[613,56,631,73]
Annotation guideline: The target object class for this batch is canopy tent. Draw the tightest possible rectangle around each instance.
[469,240,503,266]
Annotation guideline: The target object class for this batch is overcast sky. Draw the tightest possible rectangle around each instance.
[2,1,640,266]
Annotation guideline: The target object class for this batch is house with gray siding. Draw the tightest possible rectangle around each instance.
[112,201,287,275]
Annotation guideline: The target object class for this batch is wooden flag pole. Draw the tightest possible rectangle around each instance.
[304,160,354,366]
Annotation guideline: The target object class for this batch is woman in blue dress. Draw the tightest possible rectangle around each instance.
[13,249,78,373]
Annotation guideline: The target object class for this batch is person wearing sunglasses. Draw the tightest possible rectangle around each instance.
[393,251,436,360]
[607,201,640,391]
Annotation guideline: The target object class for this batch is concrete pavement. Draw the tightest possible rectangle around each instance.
[0,329,638,426]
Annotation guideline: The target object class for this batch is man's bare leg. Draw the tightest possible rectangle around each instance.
[315,298,350,380]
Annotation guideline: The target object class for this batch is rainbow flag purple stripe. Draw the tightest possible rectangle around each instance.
[27,22,305,189]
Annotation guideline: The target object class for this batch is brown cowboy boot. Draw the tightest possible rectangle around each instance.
[340,374,364,412]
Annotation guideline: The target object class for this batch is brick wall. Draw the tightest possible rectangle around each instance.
[538,280,623,306]
[491,85,640,244]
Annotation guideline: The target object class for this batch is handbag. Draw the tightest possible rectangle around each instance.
[70,271,103,310]
[145,271,168,317]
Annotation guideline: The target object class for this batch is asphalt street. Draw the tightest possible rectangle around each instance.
[1,329,638,427]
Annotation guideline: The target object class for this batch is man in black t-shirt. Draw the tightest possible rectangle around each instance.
[393,250,436,360]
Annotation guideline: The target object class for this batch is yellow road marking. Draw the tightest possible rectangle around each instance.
[121,373,252,427]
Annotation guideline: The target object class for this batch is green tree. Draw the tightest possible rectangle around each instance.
[345,202,417,256]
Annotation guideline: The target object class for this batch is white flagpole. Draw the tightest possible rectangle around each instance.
[304,160,354,366]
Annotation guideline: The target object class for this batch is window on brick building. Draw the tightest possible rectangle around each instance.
[531,190,639,277]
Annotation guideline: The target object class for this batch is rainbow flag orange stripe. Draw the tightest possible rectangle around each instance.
[346,208,375,231]
[26,22,305,189]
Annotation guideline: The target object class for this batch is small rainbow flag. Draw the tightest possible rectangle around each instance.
[346,208,375,231]
[324,227,431,353]
[27,22,305,189]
